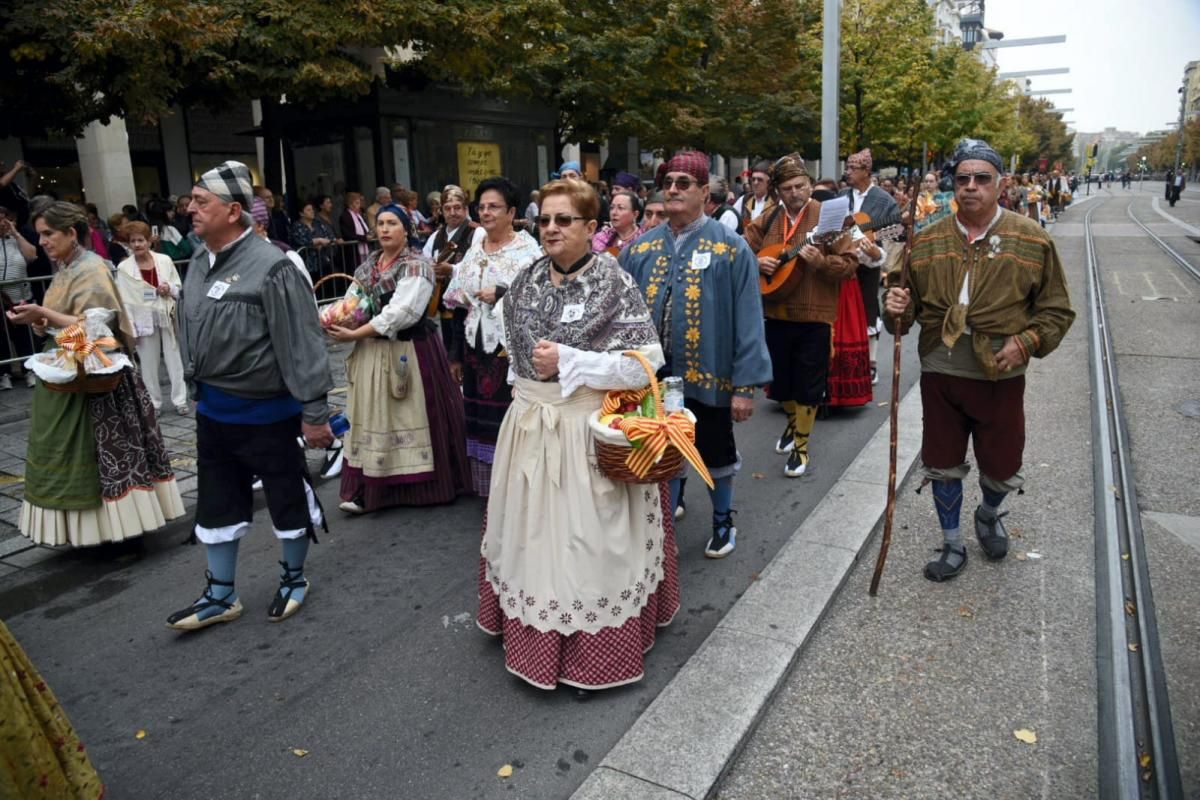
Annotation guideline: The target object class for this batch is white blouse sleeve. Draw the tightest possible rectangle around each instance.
[369,275,434,338]
[556,342,665,397]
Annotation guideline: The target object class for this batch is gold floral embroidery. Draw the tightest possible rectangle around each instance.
[645,283,659,301]
[684,284,701,301]
[685,326,700,343]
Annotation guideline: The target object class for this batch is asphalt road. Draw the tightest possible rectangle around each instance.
[3,313,920,799]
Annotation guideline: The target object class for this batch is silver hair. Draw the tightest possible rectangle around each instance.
[375,186,392,201]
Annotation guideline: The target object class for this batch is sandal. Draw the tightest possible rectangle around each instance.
[268,561,310,622]
[923,544,967,583]
[167,571,243,631]
[974,507,1010,561]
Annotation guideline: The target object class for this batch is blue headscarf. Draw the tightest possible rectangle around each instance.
[559,160,582,175]
[376,202,407,221]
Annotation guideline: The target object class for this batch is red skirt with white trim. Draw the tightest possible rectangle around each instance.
[477,485,680,690]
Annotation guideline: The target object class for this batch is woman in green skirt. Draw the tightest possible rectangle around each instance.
[6,202,183,547]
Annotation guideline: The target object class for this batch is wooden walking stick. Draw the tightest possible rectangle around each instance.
[869,174,921,596]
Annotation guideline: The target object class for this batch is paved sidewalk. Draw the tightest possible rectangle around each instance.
[0,340,351,569]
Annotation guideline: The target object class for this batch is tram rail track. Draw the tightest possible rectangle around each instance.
[1084,197,1186,799]
[1125,202,1200,283]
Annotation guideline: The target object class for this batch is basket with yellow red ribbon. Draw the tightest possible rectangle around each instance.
[26,308,133,393]
[586,351,714,489]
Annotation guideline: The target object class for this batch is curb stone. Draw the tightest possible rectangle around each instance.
[570,383,923,800]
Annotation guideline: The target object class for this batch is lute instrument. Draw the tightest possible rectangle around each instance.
[757,208,905,298]
[425,240,458,317]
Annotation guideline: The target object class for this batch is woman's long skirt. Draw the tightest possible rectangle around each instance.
[477,379,680,690]
[19,368,184,546]
[339,333,470,510]
[462,345,512,496]
[0,621,104,799]
[827,278,872,408]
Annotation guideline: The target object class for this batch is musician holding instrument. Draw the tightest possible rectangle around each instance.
[883,139,1075,583]
[621,150,771,559]
[745,154,857,478]
[422,185,485,352]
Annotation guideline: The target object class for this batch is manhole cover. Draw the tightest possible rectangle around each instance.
[1177,399,1200,419]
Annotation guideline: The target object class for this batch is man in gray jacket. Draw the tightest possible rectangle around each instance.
[168,160,334,631]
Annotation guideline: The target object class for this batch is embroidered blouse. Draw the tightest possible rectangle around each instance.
[350,249,435,338]
[443,229,541,355]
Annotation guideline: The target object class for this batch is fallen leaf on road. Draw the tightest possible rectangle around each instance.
[1122,553,1130,560]
[1013,729,1037,744]
[1015,552,1027,561]
[1128,643,1140,653]
[750,572,761,581]
[1140,753,1152,768]
[292,749,309,758]
[135,730,146,740]
[958,605,974,619]
[498,764,513,779]
[751,472,766,479]
[1125,600,1137,617]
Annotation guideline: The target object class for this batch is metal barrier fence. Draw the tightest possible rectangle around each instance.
[0,274,56,368]
[0,243,365,367]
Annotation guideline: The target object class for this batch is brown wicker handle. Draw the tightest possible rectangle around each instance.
[311,272,366,295]
[621,350,664,420]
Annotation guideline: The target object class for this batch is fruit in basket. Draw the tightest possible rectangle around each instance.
[599,413,620,427]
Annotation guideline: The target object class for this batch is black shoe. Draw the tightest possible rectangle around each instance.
[923,544,967,582]
[775,424,796,454]
[705,511,737,559]
[783,449,807,478]
[974,507,1010,561]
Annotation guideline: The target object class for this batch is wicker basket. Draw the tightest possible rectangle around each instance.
[313,272,370,326]
[40,363,123,394]
[589,351,691,485]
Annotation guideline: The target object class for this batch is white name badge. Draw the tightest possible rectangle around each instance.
[689,252,711,270]
[560,303,585,323]
[143,287,157,302]
[206,281,231,300]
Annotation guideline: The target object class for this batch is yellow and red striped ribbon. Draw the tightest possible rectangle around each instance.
[55,323,116,368]
[618,413,714,490]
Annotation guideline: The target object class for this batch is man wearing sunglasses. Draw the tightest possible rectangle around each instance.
[621,150,772,560]
[883,138,1075,583]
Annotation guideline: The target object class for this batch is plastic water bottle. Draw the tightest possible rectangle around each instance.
[662,376,685,413]
[396,354,410,398]
[329,412,350,438]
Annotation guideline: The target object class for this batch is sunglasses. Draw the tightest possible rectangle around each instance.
[535,214,587,228]
[662,176,699,190]
[955,172,995,187]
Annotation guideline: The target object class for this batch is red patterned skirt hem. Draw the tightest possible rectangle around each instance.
[477,484,680,690]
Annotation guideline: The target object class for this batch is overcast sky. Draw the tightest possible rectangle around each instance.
[983,0,1198,135]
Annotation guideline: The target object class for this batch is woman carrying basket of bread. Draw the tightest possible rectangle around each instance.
[324,203,470,514]
[6,201,184,547]
[477,179,687,693]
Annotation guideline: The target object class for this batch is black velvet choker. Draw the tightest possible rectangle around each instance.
[551,252,592,276]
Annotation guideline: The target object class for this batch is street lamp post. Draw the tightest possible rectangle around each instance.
[1174,85,1186,179]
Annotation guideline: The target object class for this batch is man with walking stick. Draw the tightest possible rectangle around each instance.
[882,139,1075,583]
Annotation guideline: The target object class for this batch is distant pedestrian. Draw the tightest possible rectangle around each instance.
[883,139,1075,582]
[1165,170,1174,201]
[1170,171,1185,207]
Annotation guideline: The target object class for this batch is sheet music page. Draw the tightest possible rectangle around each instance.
[816,196,849,235]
